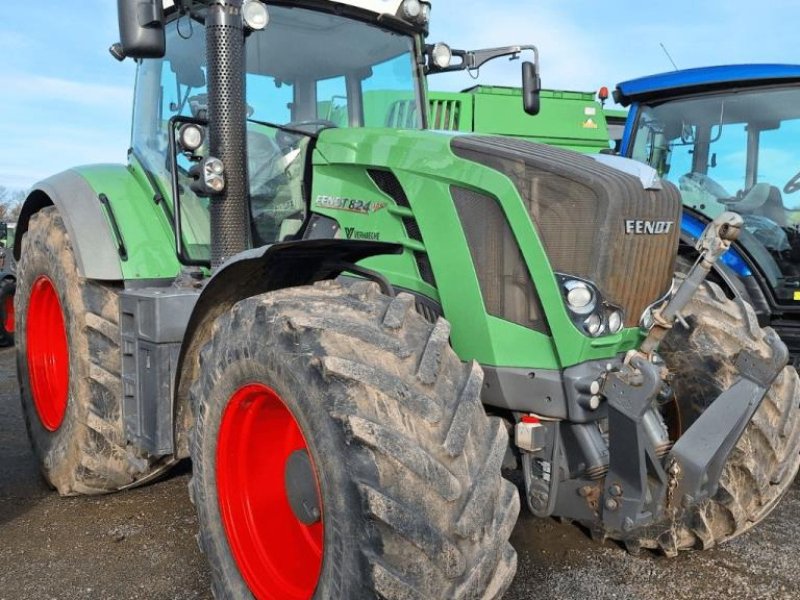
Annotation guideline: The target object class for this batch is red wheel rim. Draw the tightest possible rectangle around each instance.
[217,384,324,600]
[4,292,14,333]
[26,276,69,432]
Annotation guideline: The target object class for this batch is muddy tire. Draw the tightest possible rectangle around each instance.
[190,281,519,600]
[620,280,800,556]
[16,206,168,495]
[0,276,15,347]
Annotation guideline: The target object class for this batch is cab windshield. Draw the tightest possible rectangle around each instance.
[132,4,423,261]
[630,86,800,304]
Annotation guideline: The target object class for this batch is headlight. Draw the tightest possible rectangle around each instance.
[242,0,269,30]
[564,280,595,314]
[431,43,452,69]
[177,123,204,153]
[584,313,604,336]
[401,0,422,19]
[558,274,625,338]
[608,310,624,334]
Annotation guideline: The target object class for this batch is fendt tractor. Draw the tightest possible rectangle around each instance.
[13,2,800,598]
[615,65,800,365]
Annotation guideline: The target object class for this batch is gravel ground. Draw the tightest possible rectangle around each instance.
[1,345,799,599]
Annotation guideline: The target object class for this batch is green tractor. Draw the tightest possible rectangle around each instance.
[13,1,800,598]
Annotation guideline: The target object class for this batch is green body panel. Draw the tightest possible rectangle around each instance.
[428,87,613,153]
[72,164,181,280]
[312,128,641,369]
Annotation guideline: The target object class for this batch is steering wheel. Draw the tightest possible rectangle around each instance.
[276,120,338,150]
[784,169,800,194]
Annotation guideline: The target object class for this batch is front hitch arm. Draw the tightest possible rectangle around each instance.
[640,211,743,356]
[598,211,774,533]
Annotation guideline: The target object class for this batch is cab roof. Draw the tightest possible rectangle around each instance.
[614,64,800,107]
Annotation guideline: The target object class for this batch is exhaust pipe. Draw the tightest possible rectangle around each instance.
[205,1,252,266]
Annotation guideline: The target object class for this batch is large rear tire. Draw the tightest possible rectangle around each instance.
[190,281,519,599]
[16,207,168,495]
[617,280,800,556]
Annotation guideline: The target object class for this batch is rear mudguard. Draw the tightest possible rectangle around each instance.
[14,166,180,281]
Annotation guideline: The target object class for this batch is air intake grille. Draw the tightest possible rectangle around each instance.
[452,136,681,327]
[452,186,549,334]
[368,170,436,287]
[429,99,462,130]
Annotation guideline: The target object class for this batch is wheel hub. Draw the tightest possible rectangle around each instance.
[26,276,69,432]
[216,383,324,600]
[285,449,322,525]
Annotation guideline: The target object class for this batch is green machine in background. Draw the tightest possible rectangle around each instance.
[11,1,800,598]
[427,86,622,153]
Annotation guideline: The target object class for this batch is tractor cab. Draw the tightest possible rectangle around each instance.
[125,0,541,266]
[618,66,800,309]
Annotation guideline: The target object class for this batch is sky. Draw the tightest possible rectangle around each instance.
[0,0,798,190]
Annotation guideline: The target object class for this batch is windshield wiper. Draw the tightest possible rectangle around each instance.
[247,117,328,140]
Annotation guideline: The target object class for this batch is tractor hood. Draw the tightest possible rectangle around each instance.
[311,127,682,368]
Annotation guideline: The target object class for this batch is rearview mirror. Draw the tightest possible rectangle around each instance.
[117,0,166,59]
[522,61,541,116]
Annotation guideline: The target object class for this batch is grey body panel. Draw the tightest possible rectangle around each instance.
[120,287,200,456]
[15,170,123,280]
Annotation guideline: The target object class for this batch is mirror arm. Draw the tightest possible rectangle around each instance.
[427,44,538,74]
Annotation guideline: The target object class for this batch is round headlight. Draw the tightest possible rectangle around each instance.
[420,2,431,22]
[242,0,269,30]
[640,309,655,331]
[584,313,604,337]
[563,280,595,315]
[177,123,204,153]
[608,310,624,334]
[431,43,452,69]
[401,0,422,19]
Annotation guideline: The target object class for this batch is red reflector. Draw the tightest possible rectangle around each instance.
[521,415,540,425]
[598,86,609,100]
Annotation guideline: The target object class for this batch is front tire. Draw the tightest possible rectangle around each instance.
[17,207,168,495]
[620,280,800,555]
[190,281,519,599]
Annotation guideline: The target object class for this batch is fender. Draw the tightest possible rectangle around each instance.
[171,238,403,457]
[15,170,126,280]
[14,166,180,281]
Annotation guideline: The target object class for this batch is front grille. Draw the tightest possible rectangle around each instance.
[452,136,681,327]
[452,186,549,334]
[368,169,437,287]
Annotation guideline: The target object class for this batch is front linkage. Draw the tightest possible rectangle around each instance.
[521,212,789,543]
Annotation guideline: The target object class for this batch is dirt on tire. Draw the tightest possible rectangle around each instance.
[614,279,800,555]
[15,206,170,495]
[189,280,519,599]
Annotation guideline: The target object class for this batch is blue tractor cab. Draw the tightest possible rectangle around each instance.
[617,64,800,360]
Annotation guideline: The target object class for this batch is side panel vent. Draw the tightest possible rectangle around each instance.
[368,169,437,287]
[385,100,420,128]
[452,186,550,334]
[429,99,462,130]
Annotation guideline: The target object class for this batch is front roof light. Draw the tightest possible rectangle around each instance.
[242,0,269,30]
[401,0,422,19]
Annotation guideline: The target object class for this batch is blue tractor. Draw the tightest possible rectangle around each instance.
[616,65,800,362]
